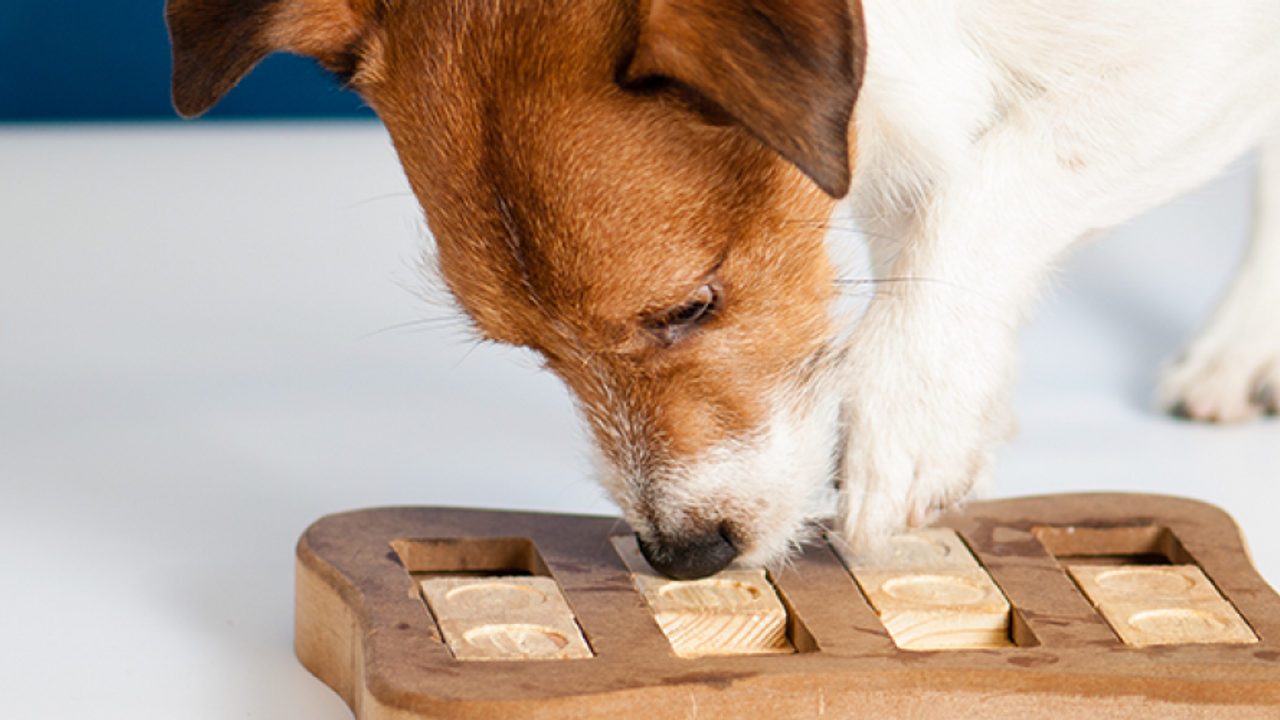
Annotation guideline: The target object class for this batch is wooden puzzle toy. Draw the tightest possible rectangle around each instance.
[295,494,1280,718]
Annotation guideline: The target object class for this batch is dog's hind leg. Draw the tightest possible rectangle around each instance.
[1158,136,1280,422]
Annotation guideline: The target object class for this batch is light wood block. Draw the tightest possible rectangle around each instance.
[418,576,593,660]
[834,528,1013,649]
[852,568,1012,649]
[1069,565,1225,605]
[832,527,981,572]
[610,535,792,657]
[1068,565,1258,647]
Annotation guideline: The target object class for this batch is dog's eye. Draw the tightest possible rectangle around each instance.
[646,284,719,343]
[665,284,719,325]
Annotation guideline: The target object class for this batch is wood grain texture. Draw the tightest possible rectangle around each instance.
[851,568,1012,649]
[833,528,1013,649]
[294,494,1280,719]
[418,576,593,660]
[1069,565,1258,647]
[610,535,791,656]
[833,527,981,572]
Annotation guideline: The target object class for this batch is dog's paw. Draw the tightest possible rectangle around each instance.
[1159,346,1279,422]
[833,329,1018,550]
[1159,256,1280,423]
[836,417,1003,551]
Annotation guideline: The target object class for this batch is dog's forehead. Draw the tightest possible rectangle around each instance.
[356,0,838,357]
[411,98,744,340]
[363,0,789,339]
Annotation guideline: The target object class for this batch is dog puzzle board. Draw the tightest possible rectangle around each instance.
[295,494,1280,719]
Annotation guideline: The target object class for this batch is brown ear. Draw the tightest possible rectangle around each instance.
[626,0,865,198]
[166,0,367,118]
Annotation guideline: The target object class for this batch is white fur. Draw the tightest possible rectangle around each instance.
[1158,131,1280,421]
[834,0,1280,547]
[593,345,846,567]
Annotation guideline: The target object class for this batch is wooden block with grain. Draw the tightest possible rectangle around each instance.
[610,534,792,657]
[1068,565,1258,647]
[833,528,1013,649]
[833,527,982,572]
[418,576,593,660]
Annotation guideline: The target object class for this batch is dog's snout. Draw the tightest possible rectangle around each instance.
[636,525,739,580]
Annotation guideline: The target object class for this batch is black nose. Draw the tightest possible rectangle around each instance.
[636,526,739,580]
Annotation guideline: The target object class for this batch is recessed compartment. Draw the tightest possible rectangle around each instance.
[831,528,1022,650]
[390,536,551,577]
[610,535,810,656]
[1033,525,1257,647]
[1032,525,1190,566]
[391,537,593,661]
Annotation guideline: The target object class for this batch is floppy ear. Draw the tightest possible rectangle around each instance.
[166,0,369,118]
[625,0,865,198]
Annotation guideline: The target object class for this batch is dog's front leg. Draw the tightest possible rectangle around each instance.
[836,185,1068,549]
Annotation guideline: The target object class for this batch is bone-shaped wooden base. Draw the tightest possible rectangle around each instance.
[295,494,1280,719]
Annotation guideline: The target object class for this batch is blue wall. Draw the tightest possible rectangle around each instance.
[0,1,372,120]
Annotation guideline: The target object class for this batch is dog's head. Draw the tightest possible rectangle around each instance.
[169,0,865,578]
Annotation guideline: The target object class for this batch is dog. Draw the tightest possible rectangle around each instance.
[168,0,1280,579]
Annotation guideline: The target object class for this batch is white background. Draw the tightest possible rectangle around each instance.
[1,123,1276,718]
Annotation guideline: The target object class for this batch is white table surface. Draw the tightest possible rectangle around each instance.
[1,122,1277,718]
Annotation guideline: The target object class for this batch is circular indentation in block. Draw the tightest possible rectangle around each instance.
[886,534,953,564]
[658,580,762,611]
[1127,607,1229,636]
[462,623,571,657]
[1096,568,1194,596]
[881,574,987,605]
[445,582,548,611]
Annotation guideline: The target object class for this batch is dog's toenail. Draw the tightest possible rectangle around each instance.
[1251,383,1277,415]
[1169,401,1193,420]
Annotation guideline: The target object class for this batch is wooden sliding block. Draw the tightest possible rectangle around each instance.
[853,568,1012,649]
[1094,600,1258,648]
[1069,565,1225,605]
[1068,565,1258,647]
[418,576,593,661]
[833,529,1013,650]
[610,535,792,657]
[832,527,981,573]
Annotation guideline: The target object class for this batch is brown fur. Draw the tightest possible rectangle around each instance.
[167,0,864,567]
